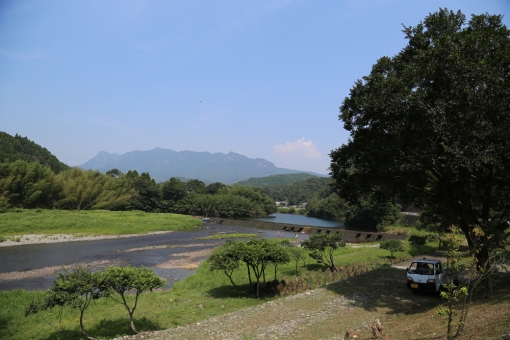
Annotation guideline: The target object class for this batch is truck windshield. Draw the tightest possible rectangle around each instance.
[409,262,434,275]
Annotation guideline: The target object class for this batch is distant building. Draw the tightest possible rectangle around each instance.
[297,203,307,208]
[275,201,289,207]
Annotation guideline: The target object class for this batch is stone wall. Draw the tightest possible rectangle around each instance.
[208,218,407,243]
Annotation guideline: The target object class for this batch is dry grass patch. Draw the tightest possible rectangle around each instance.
[156,249,213,269]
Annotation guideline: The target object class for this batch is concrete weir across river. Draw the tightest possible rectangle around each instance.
[0,219,405,291]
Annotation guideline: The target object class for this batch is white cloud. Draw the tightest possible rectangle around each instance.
[273,137,321,159]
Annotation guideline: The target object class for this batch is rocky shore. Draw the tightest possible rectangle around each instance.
[0,231,174,247]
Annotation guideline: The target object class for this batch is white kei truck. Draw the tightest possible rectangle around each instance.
[406,258,458,295]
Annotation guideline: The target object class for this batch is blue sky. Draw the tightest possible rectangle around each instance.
[1,0,509,175]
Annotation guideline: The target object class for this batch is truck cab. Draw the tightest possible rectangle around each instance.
[406,258,450,294]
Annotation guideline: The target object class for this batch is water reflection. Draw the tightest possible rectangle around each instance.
[0,225,298,291]
[244,213,344,228]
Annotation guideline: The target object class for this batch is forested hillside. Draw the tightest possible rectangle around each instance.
[239,175,401,228]
[259,176,332,205]
[238,175,345,221]
[0,133,276,218]
[236,173,319,187]
[0,160,274,218]
[0,132,69,173]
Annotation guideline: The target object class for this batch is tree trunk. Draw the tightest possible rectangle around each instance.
[225,270,237,288]
[129,312,138,334]
[80,310,96,340]
[246,264,252,288]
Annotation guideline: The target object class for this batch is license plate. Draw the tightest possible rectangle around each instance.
[411,283,418,289]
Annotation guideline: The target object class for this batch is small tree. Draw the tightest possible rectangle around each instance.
[208,241,242,288]
[408,235,427,255]
[302,233,346,271]
[288,246,307,275]
[379,239,404,264]
[241,239,289,298]
[267,242,290,281]
[436,228,467,339]
[102,266,165,333]
[26,267,104,340]
[438,227,509,339]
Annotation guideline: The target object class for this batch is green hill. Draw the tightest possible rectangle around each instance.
[236,173,319,187]
[0,132,69,173]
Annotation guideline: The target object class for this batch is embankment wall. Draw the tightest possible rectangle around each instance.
[208,218,406,243]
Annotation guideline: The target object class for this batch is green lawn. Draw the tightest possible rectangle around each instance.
[0,219,478,340]
[0,209,202,237]
[0,239,415,340]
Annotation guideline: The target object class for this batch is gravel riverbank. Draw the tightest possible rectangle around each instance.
[0,231,175,247]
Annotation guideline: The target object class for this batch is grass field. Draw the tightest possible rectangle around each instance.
[2,253,508,340]
[0,213,508,339]
[0,243,399,339]
[0,209,202,238]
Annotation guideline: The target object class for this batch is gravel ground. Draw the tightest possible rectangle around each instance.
[0,231,175,247]
[0,259,125,281]
[113,289,369,340]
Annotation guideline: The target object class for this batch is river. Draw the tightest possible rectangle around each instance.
[244,213,344,228]
[0,221,313,291]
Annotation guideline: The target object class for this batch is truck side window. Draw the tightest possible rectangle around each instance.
[435,263,442,274]
[409,262,418,274]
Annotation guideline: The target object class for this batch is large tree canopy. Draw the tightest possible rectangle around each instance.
[330,9,510,264]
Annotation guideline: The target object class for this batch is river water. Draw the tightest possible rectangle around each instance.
[244,213,344,228]
[0,222,312,291]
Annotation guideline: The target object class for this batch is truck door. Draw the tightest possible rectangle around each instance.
[435,262,443,291]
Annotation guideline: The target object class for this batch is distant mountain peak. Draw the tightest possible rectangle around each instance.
[79,148,313,184]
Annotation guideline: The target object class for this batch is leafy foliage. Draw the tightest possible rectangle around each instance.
[25,265,164,338]
[306,193,345,221]
[0,131,69,173]
[208,241,244,288]
[379,240,404,264]
[287,246,307,275]
[208,239,290,298]
[436,228,467,339]
[261,176,332,206]
[101,266,165,333]
[0,160,63,208]
[330,9,510,267]
[408,235,428,254]
[344,198,401,231]
[0,163,276,217]
[25,267,104,340]
[302,233,346,270]
[237,173,319,188]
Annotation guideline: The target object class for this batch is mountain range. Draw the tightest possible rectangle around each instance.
[79,148,319,184]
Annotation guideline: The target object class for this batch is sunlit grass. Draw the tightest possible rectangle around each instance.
[1,223,491,340]
[0,209,202,237]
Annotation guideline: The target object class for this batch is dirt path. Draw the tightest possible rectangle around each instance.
[117,265,436,340]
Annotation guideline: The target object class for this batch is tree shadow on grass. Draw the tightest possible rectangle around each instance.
[0,315,14,340]
[325,266,442,316]
[207,283,275,300]
[44,317,162,340]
